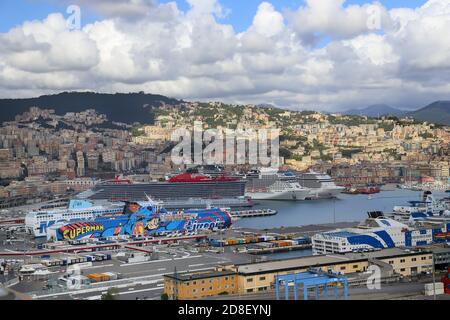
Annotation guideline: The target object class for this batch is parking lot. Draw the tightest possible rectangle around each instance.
[4,244,251,300]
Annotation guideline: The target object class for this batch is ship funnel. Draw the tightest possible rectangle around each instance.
[422,191,434,203]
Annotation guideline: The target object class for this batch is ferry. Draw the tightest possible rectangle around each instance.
[312,211,450,254]
[25,200,124,238]
[387,191,450,222]
[46,200,232,241]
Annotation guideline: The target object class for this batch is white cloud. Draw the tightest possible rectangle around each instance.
[1,0,450,111]
[251,2,285,37]
[69,0,157,19]
[0,13,99,74]
[286,0,393,44]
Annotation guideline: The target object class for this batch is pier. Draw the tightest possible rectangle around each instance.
[0,234,207,257]
[230,209,277,218]
[247,244,312,255]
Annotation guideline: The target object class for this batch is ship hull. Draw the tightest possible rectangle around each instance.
[246,189,309,201]
[161,198,253,210]
[80,180,246,202]
[306,187,344,199]
[48,205,232,241]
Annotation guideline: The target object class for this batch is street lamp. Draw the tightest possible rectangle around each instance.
[432,253,436,301]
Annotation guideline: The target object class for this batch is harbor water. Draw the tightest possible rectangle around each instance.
[234,189,449,229]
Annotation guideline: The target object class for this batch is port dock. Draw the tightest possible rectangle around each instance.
[230,209,277,218]
[247,243,312,255]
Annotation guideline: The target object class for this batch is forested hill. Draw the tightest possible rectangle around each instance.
[0,92,184,124]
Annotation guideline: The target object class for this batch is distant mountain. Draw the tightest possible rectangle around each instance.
[0,92,184,124]
[408,101,450,126]
[343,104,407,117]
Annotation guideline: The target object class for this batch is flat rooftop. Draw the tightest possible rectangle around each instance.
[342,247,432,260]
[236,255,353,275]
[164,270,236,282]
[235,247,432,275]
[416,244,450,254]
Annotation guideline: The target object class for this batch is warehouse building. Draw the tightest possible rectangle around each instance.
[164,247,438,299]
[229,248,433,294]
[418,245,450,269]
[164,270,238,300]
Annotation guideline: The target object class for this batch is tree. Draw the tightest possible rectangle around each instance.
[160,293,169,300]
[101,287,119,300]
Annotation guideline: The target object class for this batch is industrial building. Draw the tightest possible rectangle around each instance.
[164,247,439,299]
[230,248,433,294]
[163,270,239,300]
[275,270,349,300]
[419,245,450,269]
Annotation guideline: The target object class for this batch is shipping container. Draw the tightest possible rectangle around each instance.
[87,273,111,282]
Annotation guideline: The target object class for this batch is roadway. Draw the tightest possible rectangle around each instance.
[10,247,250,300]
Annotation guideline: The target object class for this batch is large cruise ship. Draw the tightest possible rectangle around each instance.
[25,200,124,237]
[244,169,343,200]
[77,173,247,207]
[246,180,310,201]
[296,171,344,199]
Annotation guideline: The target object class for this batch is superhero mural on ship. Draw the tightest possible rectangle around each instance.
[57,202,232,241]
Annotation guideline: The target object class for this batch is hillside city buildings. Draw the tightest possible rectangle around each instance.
[0,104,449,207]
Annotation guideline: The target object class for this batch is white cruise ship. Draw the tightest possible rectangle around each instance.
[246,181,310,201]
[296,171,344,199]
[244,168,343,200]
[25,200,124,237]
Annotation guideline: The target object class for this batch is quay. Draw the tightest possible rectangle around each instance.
[0,234,207,257]
[247,243,312,255]
[231,209,277,218]
[0,218,25,226]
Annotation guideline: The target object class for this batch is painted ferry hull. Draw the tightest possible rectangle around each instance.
[47,203,232,241]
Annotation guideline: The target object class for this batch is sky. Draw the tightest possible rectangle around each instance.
[0,0,448,112]
[0,0,428,32]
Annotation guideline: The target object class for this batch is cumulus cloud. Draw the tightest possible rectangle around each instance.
[1,0,450,111]
[0,13,99,74]
[285,0,393,45]
[67,0,157,19]
[250,2,285,37]
[186,0,231,18]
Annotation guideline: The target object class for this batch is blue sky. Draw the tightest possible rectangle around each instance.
[0,0,428,32]
[0,0,447,108]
